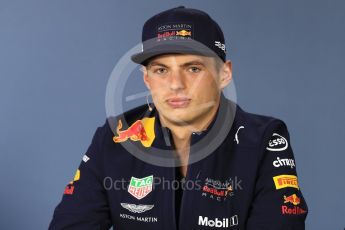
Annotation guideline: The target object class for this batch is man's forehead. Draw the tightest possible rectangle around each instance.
[146,54,213,67]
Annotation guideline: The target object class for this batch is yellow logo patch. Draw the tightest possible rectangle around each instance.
[273,175,299,190]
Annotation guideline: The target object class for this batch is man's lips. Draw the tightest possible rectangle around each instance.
[166,97,191,108]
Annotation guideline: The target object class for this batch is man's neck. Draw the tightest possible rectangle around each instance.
[160,101,220,143]
[158,97,221,176]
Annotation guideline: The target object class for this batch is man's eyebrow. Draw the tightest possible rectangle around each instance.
[147,60,206,69]
[180,60,206,67]
[147,61,168,69]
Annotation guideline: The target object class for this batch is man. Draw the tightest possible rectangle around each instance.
[49,6,308,230]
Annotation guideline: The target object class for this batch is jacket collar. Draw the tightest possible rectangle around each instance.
[150,92,235,149]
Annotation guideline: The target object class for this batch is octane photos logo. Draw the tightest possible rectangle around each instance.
[120,203,154,214]
[128,175,153,200]
[266,133,288,152]
[104,176,243,194]
[104,176,203,191]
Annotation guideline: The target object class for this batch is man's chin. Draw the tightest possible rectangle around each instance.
[163,112,195,126]
[157,105,199,125]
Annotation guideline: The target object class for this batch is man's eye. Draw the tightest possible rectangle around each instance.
[154,68,168,74]
[188,66,201,73]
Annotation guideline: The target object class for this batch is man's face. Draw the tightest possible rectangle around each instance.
[143,54,231,127]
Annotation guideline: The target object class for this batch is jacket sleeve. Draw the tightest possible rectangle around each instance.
[48,124,112,230]
[246,120,308,230]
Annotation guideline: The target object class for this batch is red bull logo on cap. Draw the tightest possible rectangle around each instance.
[156,23,193,41]
[176,30,192,36]
[113,117,155,147]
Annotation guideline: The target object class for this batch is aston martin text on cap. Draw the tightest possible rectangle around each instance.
[131,6,227,65]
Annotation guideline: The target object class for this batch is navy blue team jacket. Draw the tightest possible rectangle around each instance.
[49,94,308,229]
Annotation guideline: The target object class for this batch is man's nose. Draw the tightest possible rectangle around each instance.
[169,70,186,91]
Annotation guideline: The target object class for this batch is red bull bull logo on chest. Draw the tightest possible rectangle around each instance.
[113,117,155,147]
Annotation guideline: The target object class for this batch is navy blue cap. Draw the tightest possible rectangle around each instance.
[131,6,226,65]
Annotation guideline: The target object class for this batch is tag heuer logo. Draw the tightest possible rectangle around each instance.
[120,203,154,213]
[128,175,153,200]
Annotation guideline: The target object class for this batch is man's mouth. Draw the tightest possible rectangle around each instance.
[166,97,191,108]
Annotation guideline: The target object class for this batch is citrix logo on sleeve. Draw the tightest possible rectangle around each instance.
[273,157,295,168]
[266,133,288,152]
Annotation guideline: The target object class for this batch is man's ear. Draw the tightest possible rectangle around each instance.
[219,60,232,90]
[142,66,151,90]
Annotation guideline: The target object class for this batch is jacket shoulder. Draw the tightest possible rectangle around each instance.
[233,104,288,148]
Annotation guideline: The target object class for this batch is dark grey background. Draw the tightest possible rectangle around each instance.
[0,0,344,229]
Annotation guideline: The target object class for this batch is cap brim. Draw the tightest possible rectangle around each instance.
[131,40,218,65]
